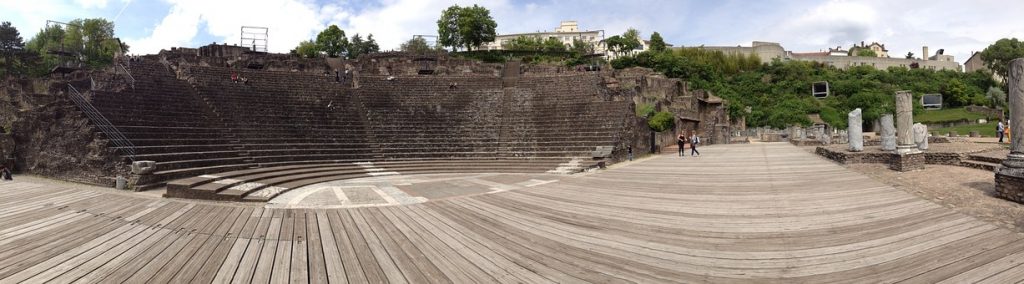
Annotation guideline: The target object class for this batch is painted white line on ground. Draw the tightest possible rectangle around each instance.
[332,186,350,205]
[518,179,559,187]
[370,186,400,205]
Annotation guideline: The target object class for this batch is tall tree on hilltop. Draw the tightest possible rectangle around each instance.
[649,31,667,52]
[315,25,348,58]
[293,40,319,58]
[346,33,379,59]
[400,36,439,53]
[0,21,25,76]
[980,38,1024,83]
[436,4,497,51]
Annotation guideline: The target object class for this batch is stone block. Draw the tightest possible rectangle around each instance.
[889,152,925,172]
[948,131,958,137]
[996,166,1024,204]
[969,131,980,137]
[131,160,157,175]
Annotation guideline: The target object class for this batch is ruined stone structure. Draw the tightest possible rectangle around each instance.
[614,68,731,148]
[5,46,697,201]
[996,58,1024,203]
[892,91,924,171]
[913,123,929,150]
[848,108,863,152]
[880,114,896,151]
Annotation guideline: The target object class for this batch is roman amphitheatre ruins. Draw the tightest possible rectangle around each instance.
[3,42,1024,283]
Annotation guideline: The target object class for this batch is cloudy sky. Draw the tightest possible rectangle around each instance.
[2,0,1022,64]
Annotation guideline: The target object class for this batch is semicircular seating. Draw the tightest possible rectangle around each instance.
[88,59,631,201]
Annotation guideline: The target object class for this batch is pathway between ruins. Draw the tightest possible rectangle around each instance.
[1,143,1023,282]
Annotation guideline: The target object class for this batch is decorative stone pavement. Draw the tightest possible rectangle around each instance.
[266,173,562,209]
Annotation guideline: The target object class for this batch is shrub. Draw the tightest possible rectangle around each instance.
[648,111,675,132]
[635,103,655,118]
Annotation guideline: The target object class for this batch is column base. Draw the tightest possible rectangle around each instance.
[889,152,924,172]
[996,164,1024,204]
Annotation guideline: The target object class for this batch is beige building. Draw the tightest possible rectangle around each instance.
[848,41,889,57]
[696,41,961,71]
[480,21,607,55]
[965,51,1003,82]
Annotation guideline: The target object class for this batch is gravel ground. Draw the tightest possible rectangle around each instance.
[846,163,1024,233]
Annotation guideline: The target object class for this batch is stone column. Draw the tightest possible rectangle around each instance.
[913,123,928,150]
[880,114,896,151]
[848,108,863,152]
[894,91,920,155]
[996,58,1024,203]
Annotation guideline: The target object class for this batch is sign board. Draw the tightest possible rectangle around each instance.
[921,94,942,109]
[812,81,829,99]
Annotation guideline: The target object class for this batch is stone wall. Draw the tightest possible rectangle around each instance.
[1,77,129,186]
[619,68,730,145]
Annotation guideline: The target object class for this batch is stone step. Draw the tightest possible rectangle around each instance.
[961,160,999,172]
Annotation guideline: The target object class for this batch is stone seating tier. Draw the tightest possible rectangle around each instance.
[164,159,566,201]
[89,64,629,191]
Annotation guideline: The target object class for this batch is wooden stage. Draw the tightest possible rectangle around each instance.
[1,143,1023,283]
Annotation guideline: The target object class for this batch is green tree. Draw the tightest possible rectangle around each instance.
[293,40,319,58]
[436,4,497,51]
[25,24,66,74]
[905,51,914,59]
[346,33,379,59]
[570,39,594,55]
[541,37,566,52]
[649,31,666,52]
[315,25,348,58]
[503,36,542,51]
[987,86,1007,109]
[980,38,1024,82]
[400,36,437,53]
[0,21,25,76]
[855,49,877,57]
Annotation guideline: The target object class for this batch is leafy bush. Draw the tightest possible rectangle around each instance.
[648,111,675,132]
[635,103,655,118]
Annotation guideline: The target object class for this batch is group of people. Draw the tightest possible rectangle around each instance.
[0,164,12,181]
[677,132,701,157]
[230,72,250,84]
[998,120,1012,143]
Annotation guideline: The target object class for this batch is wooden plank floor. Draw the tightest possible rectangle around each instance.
[2,142,1023,283]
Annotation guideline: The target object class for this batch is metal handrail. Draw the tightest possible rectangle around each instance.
[117,63,135,89]
[67,84,136,162]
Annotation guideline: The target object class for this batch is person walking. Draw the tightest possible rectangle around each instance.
[677,134,686,158]
[690,132,701,156]
[998,121,1006,143]
[627,145,633,161]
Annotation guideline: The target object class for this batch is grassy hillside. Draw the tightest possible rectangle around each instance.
[915,108,988,124]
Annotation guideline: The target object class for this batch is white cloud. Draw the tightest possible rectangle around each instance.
[753,0,1024,64]
[125,0,324,54]
[74,0,110,9]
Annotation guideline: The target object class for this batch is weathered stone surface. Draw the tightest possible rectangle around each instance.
[895,91,920,155]
[913,123,928,150]
[997,58,1024,204]
[890,152,925,172]
[131,160,157,175]
[848,108,863,152]
[880,114,896,151]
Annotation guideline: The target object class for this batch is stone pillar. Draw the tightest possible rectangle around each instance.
[996,58,1024,203]
[913,123,928,150]
[890,91,924,171]
[895,91,920,155]
[880,114,896,151]
[848,108,863,152]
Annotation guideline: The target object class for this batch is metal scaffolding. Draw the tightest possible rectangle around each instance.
[241,26,269,53]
